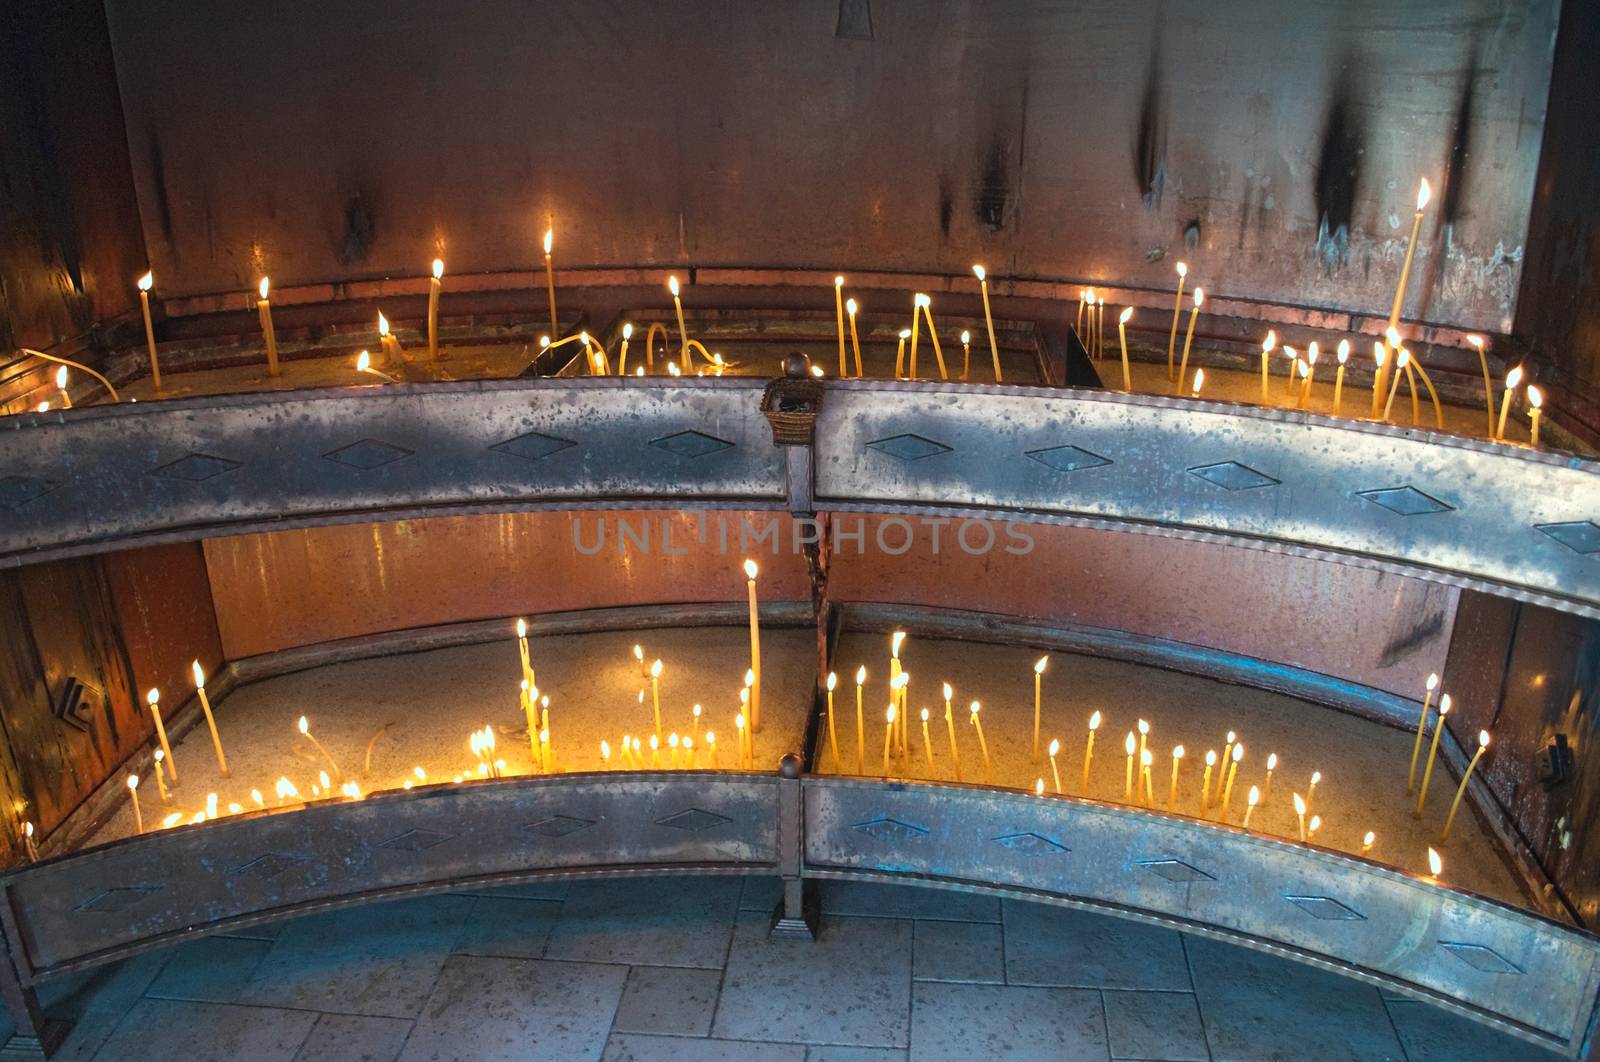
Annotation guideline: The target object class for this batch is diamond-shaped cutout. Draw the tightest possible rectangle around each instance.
[0,475,61,511]
[1357,486,1453,516]
[150,452,241,482]
[491,431,578,462]
[1188,461,1279,492]
[1026,444,1111,473]
[376,828,453,852]
[867,434,953,462]
[1285,895,1366,921]
[520,815,596,838]
[850,817,929,841]
[993,832,1069,854]
[76,885,161,913]
[1137,858,1216,883]
[1439,941,1523,975]
[649,431,734,459]
[231,853,302,881]
[1536,521,1600,555]
[655,808,732,832]
[323,438,413,470]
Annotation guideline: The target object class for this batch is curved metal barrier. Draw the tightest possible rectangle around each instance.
[2,378,1596,615]
[1,772,1595,1057]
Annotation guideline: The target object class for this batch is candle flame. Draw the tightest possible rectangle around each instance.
[1527,384,1543,409]
[969,701,981,716]
[744,668,755,687]
[651,659,663,678]
[1141,749,1152,766]
[1049,738,1060,756]
[834,275,844,288]
[1386,326,1402,348]
[1088,709,1101,730]
[127,774,138,790]
[1233,744,1244,762]
[1307,341,1319,364]
[892,630,907,656]
[972,264,986,281]
[1426,672,1439,690]
[1310,770,1320,784]
[55,365,68,389]
[1226,731,1236,743]
[621,322,634,341]
[1137,718,1149,735]
[1373,342,1386,367]
[1247,785,1259,806]
[318,771,330,790]
[633,644,643,662]
[1119,306,1133,324]
[1363,830,1375,847]
[1337,339,1350,363]
[668,275,680,297]
[146,688,159,706]
[1171,745,1185,761]
[1191,368,1204,395]
[1397,348,1411,369]
[1034,656,1048,674]
[960,329,970,343]
[1428,847,1442,876]
[1193,288,1204,307]
[898,328,911,339]
[847,298,858,316]
[1262,329,1276,353]
[887,705,896,724]
[1036,778,1045,796]
[914,292,931,308]
[1466,334,1484,350]
[1308,815,1320,833]
[377,311,390,337]
[191,659,205,687]
[1205,749,1216,766]
[1086,287,1096,302]
[543,228,553,255]
[516,618,527,639]
[667,362,681,376]
[258,277,270,300]
[1293,792,1306,815]
[297,715,309,734]
[1506,365,1523,388]
[1479,730,1491,748]
[827,671,837,691]
[1267,752,1278,770]
[1176,262,1188,278]
[857,666,868,685]
[137,270,154,292]
[432,258,444,279]
[735,715,744,732]
[1124,732,1137,755]
[36,402,48,413]
[1416,179,1432,210]
[1439,694,1452,715]
[743,558,758,580]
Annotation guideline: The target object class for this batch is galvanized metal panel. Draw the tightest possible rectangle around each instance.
[803,778,1600,1057]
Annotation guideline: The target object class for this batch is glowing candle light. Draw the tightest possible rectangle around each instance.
[907,293,923,379]
[1298,342,1319,408]
[1527,385,1544,447]
[1466,335,1494,436]
[22,822,37,862]
[1076,288,1088,335]
[1080,710,1101,794]
[845,298,864,377]
[1495,365,1524,440]
[822,672,841,771]
[691,703,703,746]
[1140,748,1154,806]
[1263,753,1278,805]
[1259,330,1276,403]
[1293,792,1307,841]
[543,227,558,339]
[1442,730,1491,840]
[1190,367,1205,397]
[615,322,634,375]
[943,682,963,781]
[1378,178,1431,415]
[1282,346,1300,400]
[1166,263,1188,381]
[516,618,534,689]
[1123,731,1137,801]
[970,702,992,784]
[146,689,176,784]
[1242,785,1260,829]
[1308,814,1321,841]
[974,265,1002,381]
[1136,719,1150,772]
[833,276,848,376]
[633,643,646,680]
[668,275,689,369]
[1033,656,1049,759]
[152,750,170,801]
[191,660,229,776]
[1218,732,1236,802]
[1116,307,1133,390]
[1167,746,1184,809]
[1034,777,1045,797]
[1305,770,1321,818]
[1221,744,1243,819]
[256,277,280,376]
[669,732,681,769]
[355,350,397,384]
[1415,693,1453,820]
[889,631,906,753]
[960,329,971,382]
[1333,340,1350,414]
[1361,831,1375,855]
[428,258,444,359]
[1048,739,1062,793]
[1405,673,1441,796]
[650,733,662,769]
[706,731,718,769]
[683,736,695,768]
[650,659,664,740]
[893,328,911,378]
[298,715,341,780]
[882,705,896,774]
[53,366,71,409]
[1201,751,1216,815]
[915,293,949,380]
[136,271,162,391]
[1382,347,1411,422]
[743,559,763,732]
[127,775,143,834]
[855,666,867,775]
[1370,341,1387,414]
[377,310,405,367]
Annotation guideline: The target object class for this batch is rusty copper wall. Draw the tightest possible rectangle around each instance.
[204,510,1452,700]
[105,0,1554,333]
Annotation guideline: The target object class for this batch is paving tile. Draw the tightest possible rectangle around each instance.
[612,966,723,1036]
[146,935,272,1002]
[242,894,474,1018]
[1002,901,1190,990]
[912,920,1003,984]
[293,1013,413,1062]
[741,875,784,912]
[1186,934,1404,1061]
[804,1047,906,1061]
[21,951,175,1061]
[1102,990,1209,1061]
[602,1033,807,1061]
[397,955,626,1062]
[92,998,316,1062]
[910,981,1109,1061]
[1384,999,1560,1062]
[714,910,911,1047]
[545,876,740,969]
[451,896,561,958]
[820,881,999,923]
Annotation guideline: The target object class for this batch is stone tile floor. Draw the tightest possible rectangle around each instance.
[7,876,1559,1061]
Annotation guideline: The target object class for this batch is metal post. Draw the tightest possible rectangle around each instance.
[768,753,818,941]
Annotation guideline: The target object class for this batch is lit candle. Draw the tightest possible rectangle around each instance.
[355,350,397,384]
[377,310,405,365]
[1191,367,1205,397]
[1467,335,1494,437]
[943,682,963,781]
[960,329,971,382]
[650,659,664,740]
[191,660,229,776]
[1378,179,1431,415]
[744,560,762,732]
[1370,341,1387,414]
[889,632,906,754]
[428,258,444,359]
[1035,778,1045,797]
[127,775,143,834]
[1076,289,1087,335]
[1140,748,1154,806]
[517,619,534,687]
[1218,732,1236,802]
[846,299,864,377]
[1136,718,1149,771]
[617,323,633,375]
[1242,785,1260,829]
[1033,656,1049,759]
[1123,731,1137,801]
[668,275,689,369]
[855,666,867,775]
[1527,385,1543,447]
[739,696,753,767]
[974,265,1002,382]
[1408,673,1441,793]
[1080,710,1101,793]
[907,293,923,379]
[825,672,841,771]
[1297,342,1319,408]
[1305,770,1321,818]
[1116,307,1133,390]
[651,733,662,769]
[1200,751,1216,815]
[298,714,341,779]
[1361,831,1375,855]
[1263,753,1277,804]
[152,751,170,802]
[894,328,910,378]
[22,822,37,863]
[543,228,558,339]
[915,293,948,380]
[1095,297,1106,360]
[1175,289,1203,395]
[147,689,176,784]
[54,366,71,408]
[706,731,718,769]
[834,276,847,376]
[1333,340,1349,414]
[1293,792,1307,841]
[1442,730,1491,840]
[1307,815,1321,841]
[137,271,162,391]
[923,709,936,769]
[256,277,280,376]
[600,740,611,768]
[1048,738,1062,794]
[882,706,896,774]
[683,736,695,768]
[1259,330,1276,403]
[1282,346,1300,400]
[1220,744,1243,819]
[1167,745,1184,809]
[1498,367,1526,439]
[969,702,992,784]
[634,643,646,680]
[1166,263,1188,381]
[669,732,681,769]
